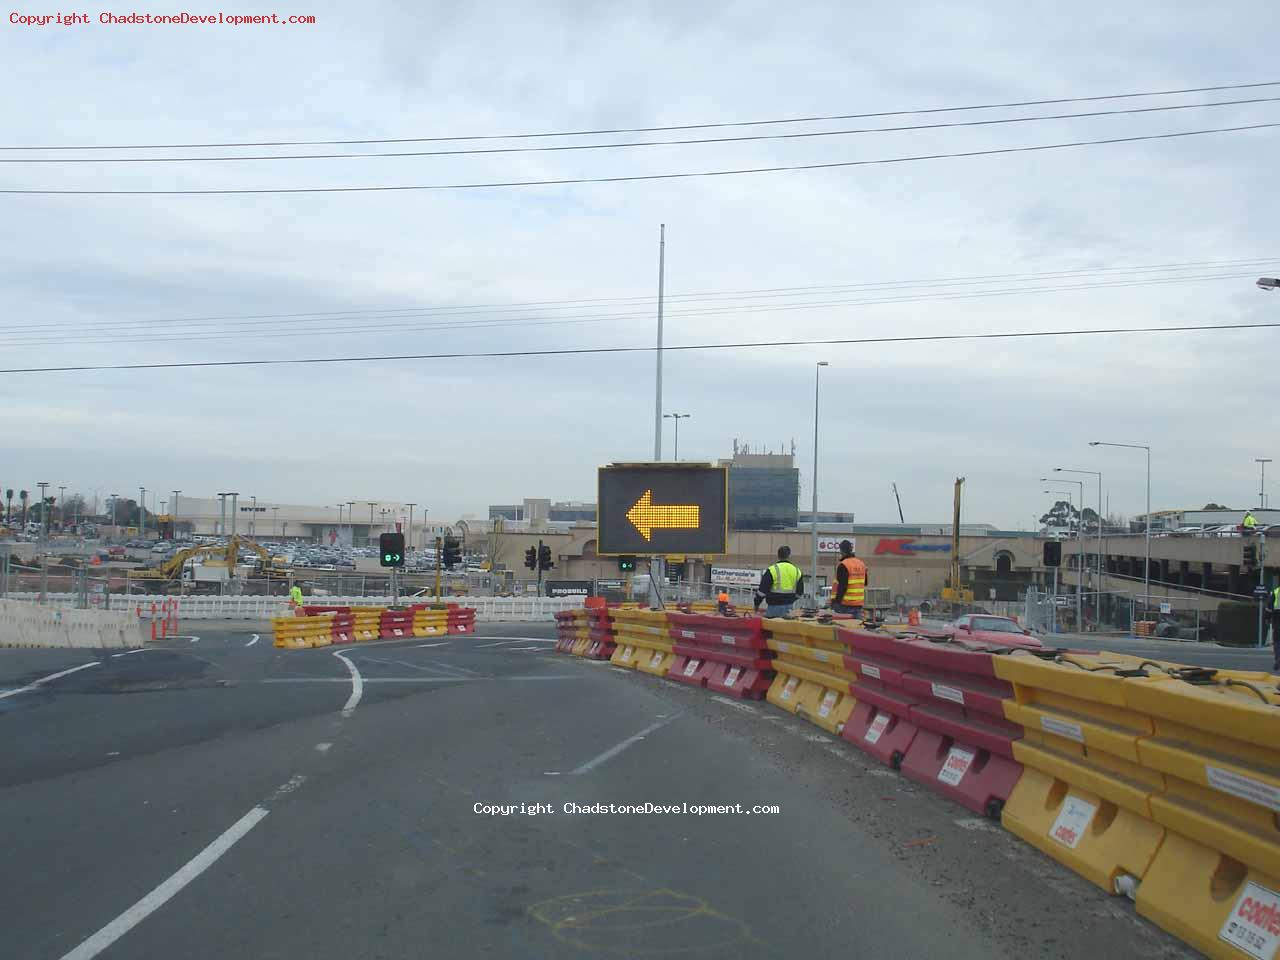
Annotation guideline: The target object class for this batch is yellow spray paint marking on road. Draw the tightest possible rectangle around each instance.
[626,490,701,542]
[528,888,755,955]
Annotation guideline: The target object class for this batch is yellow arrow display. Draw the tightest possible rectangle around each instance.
[625,489,701,542]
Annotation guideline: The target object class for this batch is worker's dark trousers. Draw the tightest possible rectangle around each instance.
[1272,613,1280,670]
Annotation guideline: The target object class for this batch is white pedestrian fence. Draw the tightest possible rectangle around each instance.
[5,593,580,622]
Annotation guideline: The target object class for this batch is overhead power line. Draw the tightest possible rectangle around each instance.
[6,80,1278,150]
[5,122,1274,195]
[7,97,1279,163]
[5,270,1267,347]
[6,319,1276,375]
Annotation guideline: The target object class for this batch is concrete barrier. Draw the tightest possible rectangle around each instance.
[0,598,143,649]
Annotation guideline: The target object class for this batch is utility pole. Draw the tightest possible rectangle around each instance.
[172,490,181,541]
[434,536,443,601]
[406,503,416,555]
[651,224,666,601]
[138,485,146,539]
[38,481,50,542]
[810,361,829,606]
[58,485,65,532]
[250,495,256,538]
[228,492,239,537]
[537,538,545,594]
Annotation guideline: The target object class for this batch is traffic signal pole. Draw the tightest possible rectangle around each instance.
[434,536,442,601]
[537,539,544,594]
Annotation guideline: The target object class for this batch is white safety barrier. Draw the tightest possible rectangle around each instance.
[0,598,143,649]
[5,594,580,622]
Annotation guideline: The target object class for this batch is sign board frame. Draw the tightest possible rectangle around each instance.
[597,463,728,557]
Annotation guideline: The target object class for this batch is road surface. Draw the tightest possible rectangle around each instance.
[1,623,1199,959]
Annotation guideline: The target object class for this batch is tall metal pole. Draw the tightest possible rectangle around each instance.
[407,503,416,555]
[1144,447,1151,619]
[652,224,666,600]
[172,490,181,541]
[229,492,239,538]
[1258,459,1272,509]
[38,481,50,543]
[249,495,256,538]
[138,485,146,539]
[654,224,665,462]
[811,362,828,605]
[58,485,65,532]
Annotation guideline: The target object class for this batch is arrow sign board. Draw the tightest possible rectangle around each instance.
[598,463,728,556]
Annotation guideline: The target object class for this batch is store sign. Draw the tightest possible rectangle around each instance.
[546,580,592,598]
[710,566,759,587]
[874,538,951,556]
[817,536,854,554]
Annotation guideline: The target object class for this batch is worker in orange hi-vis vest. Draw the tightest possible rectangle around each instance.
[830,540,867,616]
[717,590,730,615]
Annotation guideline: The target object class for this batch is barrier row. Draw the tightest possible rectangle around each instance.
[273,604,476,649]
[0,598,143,649]
[553,601,1280,960]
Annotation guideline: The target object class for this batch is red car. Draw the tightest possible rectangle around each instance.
[943,614,1043,649]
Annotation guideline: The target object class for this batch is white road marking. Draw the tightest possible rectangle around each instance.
[110,649,147,658]
[314,742,332,753]
[332,651,362,717]
[469,636,556,644]
[57,805,270,960]
[188,636,200,644]
[246,634,260,647]
[0,660,100,700]
[477,641,514,648]
[261,677,470,684]
[414,642,449,648]
[711,695,757,713]
[801,733,829,742]
[507,646,545,652]
[360,656,482,680]
[867,769,897,777]
[501,675,588,682]
[265,774,307,802]
[955,817,999,832]
[570,715,681,775]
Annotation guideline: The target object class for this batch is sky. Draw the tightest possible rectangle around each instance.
[2,0,1278,529]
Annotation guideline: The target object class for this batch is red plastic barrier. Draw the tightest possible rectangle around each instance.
[666,614,773,698]
[836,627,1024,817]
[379,610,414,640]
[585,628,617,660]
[303,605,351,615]
[330,612,354,645]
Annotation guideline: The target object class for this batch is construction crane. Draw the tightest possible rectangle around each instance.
[891,483,905,524]
[943,477,974,604]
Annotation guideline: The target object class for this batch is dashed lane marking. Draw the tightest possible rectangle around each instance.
[0,660,101,700]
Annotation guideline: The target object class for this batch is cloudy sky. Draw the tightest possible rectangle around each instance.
[2,0,1277,528]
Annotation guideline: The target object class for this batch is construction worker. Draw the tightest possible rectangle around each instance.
[1243,511,1259,535]
[717,589,730,615]
[1270,582,1280,673]
[831,540,867,616]
[754,546,805,618]
[289,582,304,615]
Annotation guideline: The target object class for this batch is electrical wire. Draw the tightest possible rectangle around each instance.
[7,97,1279,163]
[7,80,1278,150]
[4,318,1276,375]
[5,123,1273,195]
[12,257,1278,339]
[1,270,1265,347]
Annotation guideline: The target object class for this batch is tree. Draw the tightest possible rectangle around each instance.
[1080,507,1100,533]
[3,488,11,524]
[59,493,88,526]
[1039,500,1080,529]
[486,518,507,570]
[1202,502,1230,511]
[18,489,28,526]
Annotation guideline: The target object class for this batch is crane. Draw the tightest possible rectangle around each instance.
[891,483,905,524]
[944,477,973,604]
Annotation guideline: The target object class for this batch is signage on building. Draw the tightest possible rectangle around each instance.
[710,566,760,587]
[597,463,728,556]
[595,578,625,591]
[546,580,593,598]
[874,538,951,556]
[818,536,853,554]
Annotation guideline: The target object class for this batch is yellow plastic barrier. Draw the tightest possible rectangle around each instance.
[412,608,450,637]
[271,613,335,649]
[1121,674,1280,959]
[766,655,855,735]
[994,652,1165,893]
[351,607,383,642]
[610,642,642,669]
[611,608,674,676]
[763,618,845,656]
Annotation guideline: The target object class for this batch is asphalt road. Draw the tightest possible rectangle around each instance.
[1,623,1200,960]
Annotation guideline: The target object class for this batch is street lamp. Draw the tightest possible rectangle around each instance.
[1039,481,1080,632]
[663,413,690,460]
[1091,441,1151,621]
[406,503,416,554]
[273,506,280,537]
[37,482,50,542]
[1056,468,1103,619]
[57,485,65,532]
[810,361,830,605]
[1257,458,1272,510]
[346,501,355,546]
[110,494,120,536]
[172,490,181,541]
[138,485,146,539]
[250,495,257,538]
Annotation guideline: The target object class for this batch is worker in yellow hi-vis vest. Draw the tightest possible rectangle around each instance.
[754,546,805,618]
[289,582,304,615]
[831,540,868,616]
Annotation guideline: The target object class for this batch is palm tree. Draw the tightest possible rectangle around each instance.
[18,489,28,527]
[4,489,11,524]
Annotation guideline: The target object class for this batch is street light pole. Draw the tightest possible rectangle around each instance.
[250,495,256,538]
[1257,458,1272,510]
[111,494,120,536]
[38,482,50,542]
[663,413,690,460]
[273,506,280,537]
[811,361,830,606]
[1044,482,1083,627]
[346,501,355,546]
[57,485,65,532]
[138,486,146,539]
[1056,468,1103,626]
[1091,441,1151,621]
[172,489,181,541]
[407,503,416,554]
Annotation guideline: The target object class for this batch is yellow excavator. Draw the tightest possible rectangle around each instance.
[127,536,289,581]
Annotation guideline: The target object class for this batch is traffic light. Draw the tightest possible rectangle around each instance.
[537,544,553,571]
[1243,543,1258,571]
[442,535,462,569]
[618,555,636,572]
[1043,541,1062,567]
[524,547,537,570]
[379,532,405,568]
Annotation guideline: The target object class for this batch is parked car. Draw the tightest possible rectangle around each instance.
[941,614,1044,649]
